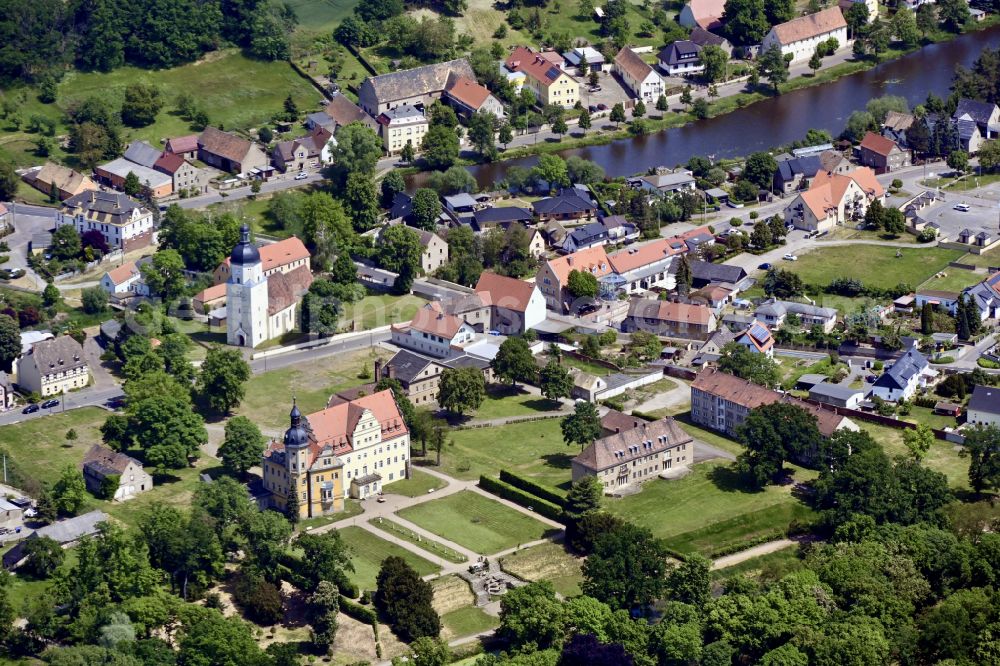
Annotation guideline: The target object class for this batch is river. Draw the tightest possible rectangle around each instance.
[409,25,1000,190]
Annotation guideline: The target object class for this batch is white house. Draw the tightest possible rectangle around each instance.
[658,41,704,76]
[613,48,663,104]
[100,261,146,296]
[57,191,155,252]
[474,272,546,335]
[871,348,935,402]
[967,384,1000,427]
[762,7,848,64]
[390,303,477,358]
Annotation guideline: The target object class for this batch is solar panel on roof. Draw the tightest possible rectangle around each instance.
[749,324,769,341]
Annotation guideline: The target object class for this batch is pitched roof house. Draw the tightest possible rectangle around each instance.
[198,127,268,174]
[658,40,704,77]
[58,190,155,251]
[532,189,597,221]
[417,229,449,274]
[762,7,847,63]
[734,320,775,356]
[16,335,90,398]
[783,167,884,232]
[25,163,98,201]
[624,298,717,339]
[689,259,747,288]
[504,47,580,108]
[773,155,823,193]
[474,271,546,334]
[967,384,1000,427]
[679,0,726,30]
[871,347,934,401]
[390,303,477,358]
[100,260,147,296]
[358,58,475,116]
[572,417,694,493]
[81,444,153,501]
[858,131,911,173]
[306,93,375,132]
[164,135,199,160]
[754,299,838,332]
[444,76,505,118]
[689,27,732,53]
[614,47,663,103]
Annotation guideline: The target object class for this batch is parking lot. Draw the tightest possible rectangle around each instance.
[579,69,632,116]
[919,183,1000,240]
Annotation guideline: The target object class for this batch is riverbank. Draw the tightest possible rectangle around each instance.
[441,18,1000,175]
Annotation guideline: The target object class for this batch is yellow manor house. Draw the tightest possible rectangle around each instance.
[262,390,411,518]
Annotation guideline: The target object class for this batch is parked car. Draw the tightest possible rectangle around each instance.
[21,404,39,414]
[597,103,608,111]
[758,262,772,270]
[577,302,600,316]
[953,203,970,212]
[588,105,598,113]
[41,399,59,409]
[589,85,602,92]
[783,253,798,261]
[866,374,877,383]
[294,171,308,181]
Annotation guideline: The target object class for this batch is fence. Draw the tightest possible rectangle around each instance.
[250,325,391,360]
[800,397,964,444]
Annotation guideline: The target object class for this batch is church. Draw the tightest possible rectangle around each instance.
[261,390,411,518]
[226,225,313,348]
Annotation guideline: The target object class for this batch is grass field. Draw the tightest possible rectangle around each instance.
[236,348,391,430]
[919,268,985,293]
[341,293,425,331]
[287,0,361,33]
[499,542,584,598]
[436,419,572,490]
[369,517,468,563]
[861,423,969,489]
[0,407,108,487]
[440,607,500,641]
[336,526,440,591]
[459,385,563,421]
[606,461,815,548]
[787,246,964,290]
[383,469,444,497]
[397,491,556,555]
[667,502,816,556]
[711,543,803,580]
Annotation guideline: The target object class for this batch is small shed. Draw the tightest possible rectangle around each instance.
[795,374,828,391]
[934,402,962,417]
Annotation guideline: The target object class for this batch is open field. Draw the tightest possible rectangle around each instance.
[397,491,556,554]
[900,405,959,430]
[341,293,425,331]
[287,0,361,33]
[787,246,964,290]
[434,418,572,490]
[336,526,440,591]
[861,423,969,489]
[458,385,564,421]
[441,606,499,640]
[0,407,108,488]
[667,502,815,556]
[606,461,816,550]
[499,542,584,598]
[710,543,803,580]
[369,517,468,563]
[919,268,985,293]
[236,348,391,430]
[431,575,475,615]
[383,469,443,497]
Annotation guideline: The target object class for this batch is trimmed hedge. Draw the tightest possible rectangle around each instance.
[707,531,787,560]
[499,470,566,507]
[478,475,565,523]
[339,595,378,626]
[628,410,658,422]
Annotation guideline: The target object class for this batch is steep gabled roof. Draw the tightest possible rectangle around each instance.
[82,444,142,477]
[266,264,313,316]
[506,47,566,87]
[544,245,613,285]
[220,236,310,272]
[198,127,254,164]
[859,131,899,157]
[408,303,468,339]
[608,239,681,274]
[770,7,846,44]
[687,0,726,28]
[123,141,163,169]
[445,76,494,110]
[105,260,140,285]
[364,59,475,103]
[614,47,655,81]
[323,93,368,127]
[628,298,713,325]
[573,417,692,472]
[954,98,999,126]
[475,271,538,313]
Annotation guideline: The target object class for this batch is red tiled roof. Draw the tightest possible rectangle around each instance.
[614,47,654,82]
[193,283,226,304]
[445,76,493,110]
[153,152,185,175]
[105,260,139,285]
[408,303,467,339]
[771,7,846,44]
[475,272,537,313]
[506,46,565,87]
[165,135,199,154]
[628,298,714,325]
[545,245,613,285]
[221,236,310,272]
[859,131,899,157]
[608,238,682,274]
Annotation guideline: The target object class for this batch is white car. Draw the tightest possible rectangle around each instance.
[783,253,798,261]
[953,203,970,212]
[294,171,308,181]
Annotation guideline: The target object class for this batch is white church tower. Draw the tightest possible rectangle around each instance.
[227,224,268,348]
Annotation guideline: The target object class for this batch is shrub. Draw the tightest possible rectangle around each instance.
[917,229,937,243]
[499,470,566,507]
[339,596,377,626]
[978,358,1000,369]
[929,356,955,364]
[478,475,565,523]
[873,361,884,370]
[749,211,758,219]
[233,572,284,625]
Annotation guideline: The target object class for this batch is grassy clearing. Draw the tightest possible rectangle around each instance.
[336,526,440,591]
[820,227,919,244]
[773,354,845,390]
[236,347,391,430]
[383,469,443,498]
[461,385,564,421]
[919,268,985,293]
[287,0,361,33]
[499,542,584,598]
[667,502,816,556]
[435,418,573,490]
[431,575,475,614]
[369,517,468,563]
[341,293,425,331]
[0,407,107,487]
[606,461,815,545]
[397,490,556,555]
[954,252,1000,269]
[710,543,803,580]
[440,606,500,640]
[788,245,964,290]
[673,413,745,457]
[901,405,959,430]
[861,423,969,489]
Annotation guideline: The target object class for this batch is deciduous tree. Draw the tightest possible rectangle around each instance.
[219,416,266,478]
[197,346,251,414]
[582,522,669,609]
[561,401,602,448]
[437,367,485,415]
[411,188,442,231]
[491,336,537,387]
[539,359,573,400]
[375,556,440,641]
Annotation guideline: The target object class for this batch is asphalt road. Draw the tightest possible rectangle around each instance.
[3,203,56,290]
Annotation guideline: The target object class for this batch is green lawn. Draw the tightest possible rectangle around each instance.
[499,542,584,598]
[0,407,109,488]
[461,385,563,421]
[919,269,985,293]
[341,293,425,331]
[773,355,845,390]
[369,517,468,563]
[900,405,959,431]
[673,413,745,457]
[787,246,964,290]
[287,0,362,33]
[236,347,391,430]
[667,502,816,556]
[434,418,573,490]
[861,423,970,489]
[606,461,815,546]
[440,606,500,640]
[296,499,363,532]
[383,469,444,498]
[711,543,803,580]
[397,491,556,555]
[336,526,440,591]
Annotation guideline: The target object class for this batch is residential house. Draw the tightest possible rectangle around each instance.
[882,111,916,146]
[376,105,429,156]
[262,391,410,517]
[600,409,644,436]
[214,236,311,284]
[474,272,546,335]
[734,320,775,357]
[305,93,375,132]
[390,303,477,358]
[153,152,210,194]
[614,48,663,103]
[694,326,735,364]
[472,206,534,231]
[809,382,867,409]
[689,284,734,312]
[197,127,268,174]
[571,370,608,402]
[3,511,109,570]
[81,444,153,501]
[0,498,20,530]
[536,245,614,310]
[964,272,1000,321]
[16,335,89,397]
[761,7,848,64]
[754,299,838,332]
[0,371,13,411]
[95,141,174,198]
[658,41,704,77]
[819,150,853,174]
[689,27,733,55]
[606,238,680,294]
[915,289,960,315]
[436,292,494,333]
[630,172,697,195]
[783,167,885,232]
[967,384,1000,427]
[837,0,878,22]
[57,191,154,251]
[99,260,147,297]
[388,192,415,225]
[193,283,227,314]
[952,98,1000,154]
[563,46,606,72]
[24,163,98,201]
[871,347,934,401]
[532,189,597,222]
[358,59,475,116]
[560,216,639,253]
[773,155,823,193]
[444,193,478,217]
[164,135,199,160]
[691,367,857,437]
[417,229,449,274]
[679,0,726,30]
[571,417,694,493]
[858,132,911,173]
[528,228,547,257]
[504,47,579,108]
[623,298,717,339]
[443,76,505,119]
[382,351,447,405]
[689,260,747,289]
[272,127,334,172]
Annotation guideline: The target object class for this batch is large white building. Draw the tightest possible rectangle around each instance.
[57,191,155,251]
[226,225,312,348]
[762,7,848,64]
[613,48,663,104]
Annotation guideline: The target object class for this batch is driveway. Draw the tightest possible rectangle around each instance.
[2,203,55,289]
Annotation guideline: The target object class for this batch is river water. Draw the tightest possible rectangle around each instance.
[409,26,1000,189]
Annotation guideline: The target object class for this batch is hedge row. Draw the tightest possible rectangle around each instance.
[499,470,566,507]
[339,595,378,626]
[478,475,565,524]
[628,410,658,422]
[706,530,788,560]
